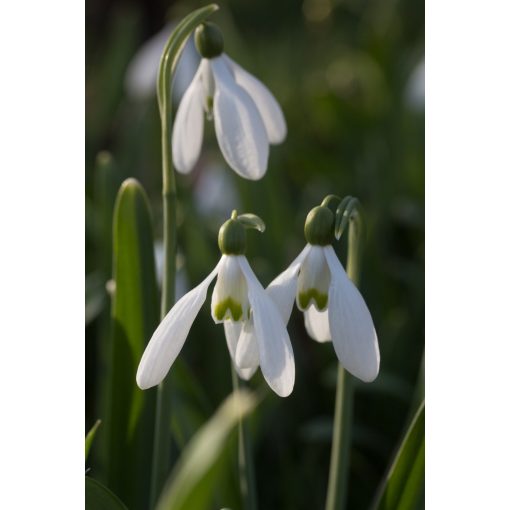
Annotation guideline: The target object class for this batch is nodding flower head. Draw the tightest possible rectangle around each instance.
[136,211,295,397]
[172,23,287,180]
[266,198,380,383]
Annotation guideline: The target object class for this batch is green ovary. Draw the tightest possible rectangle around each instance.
[298,289,328,311]
[214,297,244,321]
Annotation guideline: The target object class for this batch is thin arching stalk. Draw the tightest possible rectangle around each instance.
[325,210,362,510]
[149,5,219,507]
[231,364,258,510]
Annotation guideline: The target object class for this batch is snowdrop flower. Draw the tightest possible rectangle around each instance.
[136,211,295,397]
[266,204,380,382]
[172,22,287,180]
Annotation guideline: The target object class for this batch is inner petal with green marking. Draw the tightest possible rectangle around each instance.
[296,245,331,312]
[298,289,328,311]
[211,255,249,323]
[214,297,244,322]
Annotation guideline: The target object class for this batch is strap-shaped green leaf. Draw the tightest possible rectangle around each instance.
[85,477,128,510]
[237,213,266,233]
[156,390,258,510]
[85,419,102,462]
[372,402,425,510]
[107,178,159,509]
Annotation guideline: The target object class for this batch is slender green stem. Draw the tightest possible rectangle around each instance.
[325,209,363,510]
[150,53,178,510]
[231,364,258,510]
[149,6,219,507]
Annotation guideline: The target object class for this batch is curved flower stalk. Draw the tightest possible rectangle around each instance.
[266,199,380,383]
[172,22,287,180]
[136,211,295,397]
[125,23,200,102]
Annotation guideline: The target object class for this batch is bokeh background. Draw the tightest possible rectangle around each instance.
[86,0,424,508]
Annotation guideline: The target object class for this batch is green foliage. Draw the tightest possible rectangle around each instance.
[156,390,258,510]
[85,419,102,462]
[372,402,425,510]
[107,178,159,509]
[85,477,128,510]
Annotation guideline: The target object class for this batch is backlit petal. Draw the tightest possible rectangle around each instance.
[323,246,380,382]
[211,56,268,180]
[296,245,331,312]
[224,54,287,144]
[304,306,331,342]
[136,259,222,389]
[223,321,258,380]
[266,244,311,324]
[211,255,249,323]
[172,64,204,173]
[238,257,295,397]
[235,319,260,369]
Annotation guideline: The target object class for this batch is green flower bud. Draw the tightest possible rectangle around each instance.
[218,216,246,255]
[194,22,224,59]
[304,205,334,246]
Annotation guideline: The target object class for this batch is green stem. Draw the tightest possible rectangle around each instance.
[149,5,219,508]
[231,364,258,510]
[325,210,362,510]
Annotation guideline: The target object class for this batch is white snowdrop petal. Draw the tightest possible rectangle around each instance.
[266,244,312,324]
[211,56,268,180]
[235,319,260,369]
[296,245,331,312]
[323,246,380,382]
[136,259,222,389]
[238,257,295,397]
[223,321,258,380]
[211,256,249,323]
[172,65,204,173]
[304,306,331,343]
[224,54,287,144]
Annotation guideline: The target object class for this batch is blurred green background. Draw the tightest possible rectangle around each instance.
[86,0,424,508]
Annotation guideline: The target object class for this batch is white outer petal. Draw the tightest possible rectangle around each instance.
[172,64,204,173]
[136,259,222,389]
[304,307,331,343]
[266,244,312,325]
[235,319,260,369]
[323,246,380,383]
[224,54,287,144]
[223,321,258,380]
[238,257,295,397]
[211,56,268,180]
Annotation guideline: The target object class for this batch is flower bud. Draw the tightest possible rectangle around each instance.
[194,23,224,59]
[304,205,334,246]
[218,217,246,255]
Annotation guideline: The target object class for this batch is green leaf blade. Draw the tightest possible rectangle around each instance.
[85,477,128,510]
[156,390,258,510]
[85,419,102,462]
[373,402,425,510]
[106,178,159,509]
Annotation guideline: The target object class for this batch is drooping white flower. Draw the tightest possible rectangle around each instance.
[172,23,287,180]
[136,213,295,397]
[265,206,380,383]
